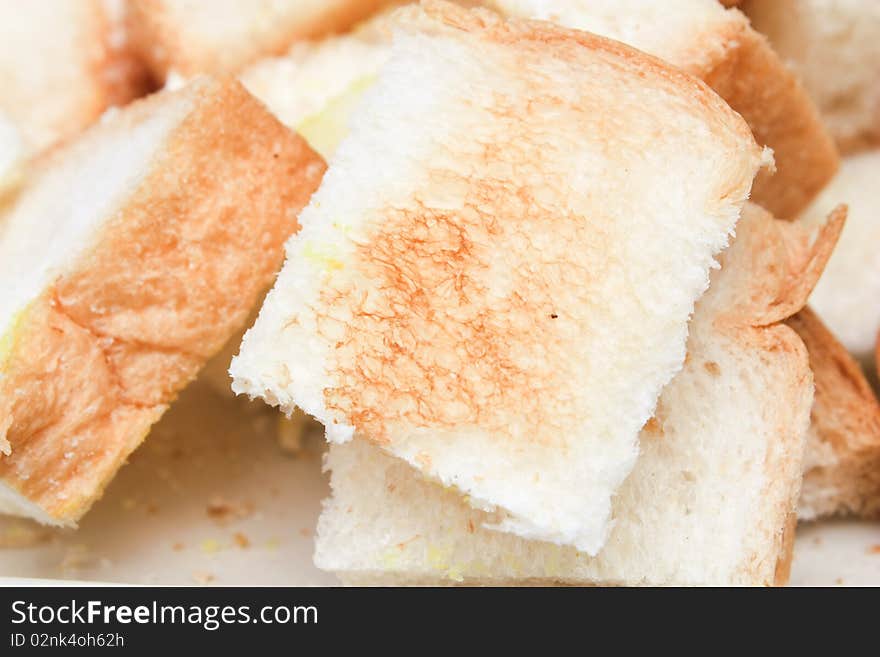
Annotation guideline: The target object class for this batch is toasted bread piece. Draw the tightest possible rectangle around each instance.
[0,0,149,156]
[743,0,880,153]
[129,0,403,80]
[786,308,880,520]
[480,0,837,219]
[804,151,880,363]
[315,204,842,586]
[233,1,765,553]
[0,77,325,525]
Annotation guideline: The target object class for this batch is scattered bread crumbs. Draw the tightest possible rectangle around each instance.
[299,527,312,538]
[206,496,254,524]
[233,532,251,549]
[0,521,53,548]
[813,536,823,546]
[60,545,94,573]
[835,578,844,585]
[868,544,880,554]
[192,572,215,585]
[200,538,221,554]
[467,520,475,534]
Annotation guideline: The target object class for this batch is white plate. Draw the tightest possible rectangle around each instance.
[1,376,878,586]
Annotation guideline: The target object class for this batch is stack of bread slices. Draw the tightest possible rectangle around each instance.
[2,0,879,586]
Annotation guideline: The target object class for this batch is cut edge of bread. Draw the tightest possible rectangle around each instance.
[697,8,839,219]
[788,306,880,520]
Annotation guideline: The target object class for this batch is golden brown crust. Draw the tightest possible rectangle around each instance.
[716,204,843,585]
[717,204,845,328]
[468,2,835,220]
[697,15,839,220]
[0,78,325,523]
[773,511,797,586]
[787,307,880,519]
[129,0,402,80]
[424,0,763,143]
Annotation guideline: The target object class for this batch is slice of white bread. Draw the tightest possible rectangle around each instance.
[129,0,403,81]
[0,0,149,156]
[786,307,880,520]
[232,1,766,553]
[240,11,396,159]
[804,150,880,364]
[478,0,837,220]
[742,0,880,153]
[315,203,844,586]
[0,77,325,525]
[236,16,400,442]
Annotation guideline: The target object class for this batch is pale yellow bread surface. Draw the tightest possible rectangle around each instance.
[0,0,149,156]
[129,0,404,80]
[788,308,880,520]
[240,10,397,158]
[0,77,325,524]
[480,0,838,219]
[233,2,765,553]
[315,204,843,586]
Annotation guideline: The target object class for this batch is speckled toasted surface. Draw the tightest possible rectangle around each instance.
[233,0,766,553]
[315,203,842,586]
[0,77,325,524]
